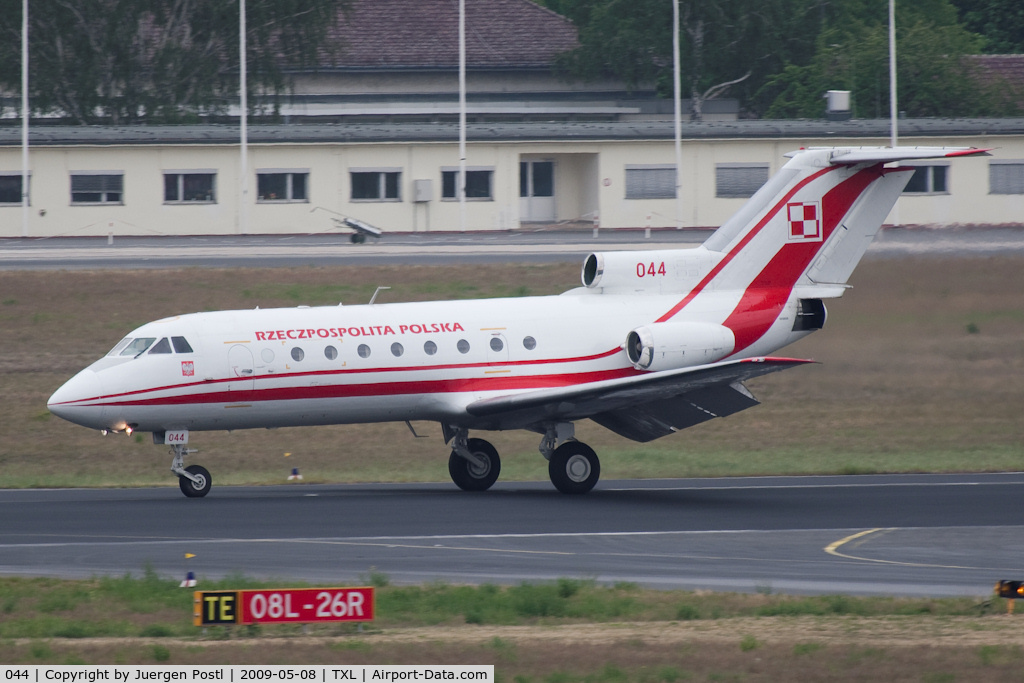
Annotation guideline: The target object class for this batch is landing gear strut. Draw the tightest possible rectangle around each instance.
[170,444,211,498]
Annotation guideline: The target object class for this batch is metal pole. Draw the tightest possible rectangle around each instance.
[889,0,898,147]
[21,0,29,237]
[239,0,248,234]
[672,0,683,230]
[458,0,466,232]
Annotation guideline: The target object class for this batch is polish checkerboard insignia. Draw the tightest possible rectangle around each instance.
[787,201,822,242]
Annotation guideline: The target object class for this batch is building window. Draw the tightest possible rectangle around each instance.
[990,162,1024,195]
[0,174,27,205]
[164,172,216,203]
[625,166,675,199]
[351,169,400,201]
[903,165,948,195]
[715,163,768,198]
[257,171,308,203]
[71,173,123,205]
[442,168,494,200]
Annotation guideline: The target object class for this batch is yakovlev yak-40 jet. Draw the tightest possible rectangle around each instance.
[49,146,988,497]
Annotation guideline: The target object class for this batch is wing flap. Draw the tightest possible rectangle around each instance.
[590,382,760,442]
[464,357,812,434]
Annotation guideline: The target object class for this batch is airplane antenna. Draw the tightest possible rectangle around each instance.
[368,286,391,305]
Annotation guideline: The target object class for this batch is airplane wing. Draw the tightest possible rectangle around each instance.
[464,357,813,441]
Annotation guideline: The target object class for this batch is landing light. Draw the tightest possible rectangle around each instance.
[125,426,134,436]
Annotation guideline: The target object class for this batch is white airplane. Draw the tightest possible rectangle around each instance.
[48,146,988,497]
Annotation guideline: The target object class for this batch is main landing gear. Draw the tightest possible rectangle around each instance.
[170,443,211,498]
[445,423,600,494]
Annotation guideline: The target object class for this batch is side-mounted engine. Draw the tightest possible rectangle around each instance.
[625,321,735,371]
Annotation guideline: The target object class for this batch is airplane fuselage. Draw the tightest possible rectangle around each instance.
[48,273,812,436]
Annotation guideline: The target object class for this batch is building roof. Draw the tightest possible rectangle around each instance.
[966,55,1024,109]
[314,0,578,71]
[4,118,1024,148]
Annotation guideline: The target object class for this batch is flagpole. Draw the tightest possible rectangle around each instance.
[21,0,29,237]
[672,0,682,230]
[458,0,466,232]
[239,0,248,234]
[889,0,898,147]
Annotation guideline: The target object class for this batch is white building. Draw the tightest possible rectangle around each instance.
[1,119,1023,238]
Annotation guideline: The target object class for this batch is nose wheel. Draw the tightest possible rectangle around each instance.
[178,464,212,498]
[170,444,212,498]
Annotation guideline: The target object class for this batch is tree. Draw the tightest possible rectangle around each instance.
[0,0,347,124]
[543,0,829,120]
[952,0,1024,54]
[757,0,1019,119]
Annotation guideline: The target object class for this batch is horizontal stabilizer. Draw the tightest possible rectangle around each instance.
[791,146,992,165]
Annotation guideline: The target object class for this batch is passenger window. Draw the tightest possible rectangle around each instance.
[457,339,470,354]
[489,337,504,352]
[391,342,404,357]
[291,347,304,362]
[172,337,193,353]
[325,346,338,360]
[523,336,537,350]
[121,337,156,356]
[358,344,371,358]
[424,340,437,355]
[148,338,173,354]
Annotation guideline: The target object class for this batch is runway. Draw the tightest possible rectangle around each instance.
[2,226,1024,269]
[2,474,1021,597]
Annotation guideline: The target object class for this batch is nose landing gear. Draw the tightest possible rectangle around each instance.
[170,443,212,498]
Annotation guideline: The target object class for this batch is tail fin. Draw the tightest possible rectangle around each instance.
[701,147,990,296]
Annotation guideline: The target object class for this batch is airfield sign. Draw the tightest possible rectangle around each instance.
[194,587,375,626]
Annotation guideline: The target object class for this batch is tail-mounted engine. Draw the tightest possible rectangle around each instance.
[582,248,720,294]
[625,322,735,371]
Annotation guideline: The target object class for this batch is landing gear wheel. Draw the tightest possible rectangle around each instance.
[449,438,501,491]
[178,465,212,498]
[549,441,600,494]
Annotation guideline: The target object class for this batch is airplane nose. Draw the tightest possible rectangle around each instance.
[47,370,107,429]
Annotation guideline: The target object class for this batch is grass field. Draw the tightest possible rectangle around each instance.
[1,255,1022,489]
[2,573,1024,680]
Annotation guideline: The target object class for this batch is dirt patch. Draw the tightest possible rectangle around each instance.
[6,619,1024,679]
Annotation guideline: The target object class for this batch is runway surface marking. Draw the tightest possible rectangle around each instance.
[824,528,981,570]
[604,480,1008,491]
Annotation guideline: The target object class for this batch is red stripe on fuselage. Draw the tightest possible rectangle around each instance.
[54,346,625,408]
[87,367,640,408]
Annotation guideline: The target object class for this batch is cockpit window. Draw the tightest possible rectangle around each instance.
[172,336,193,353]
[107,338,132,357]
[149,338,173,354]
[119,337,156,357]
